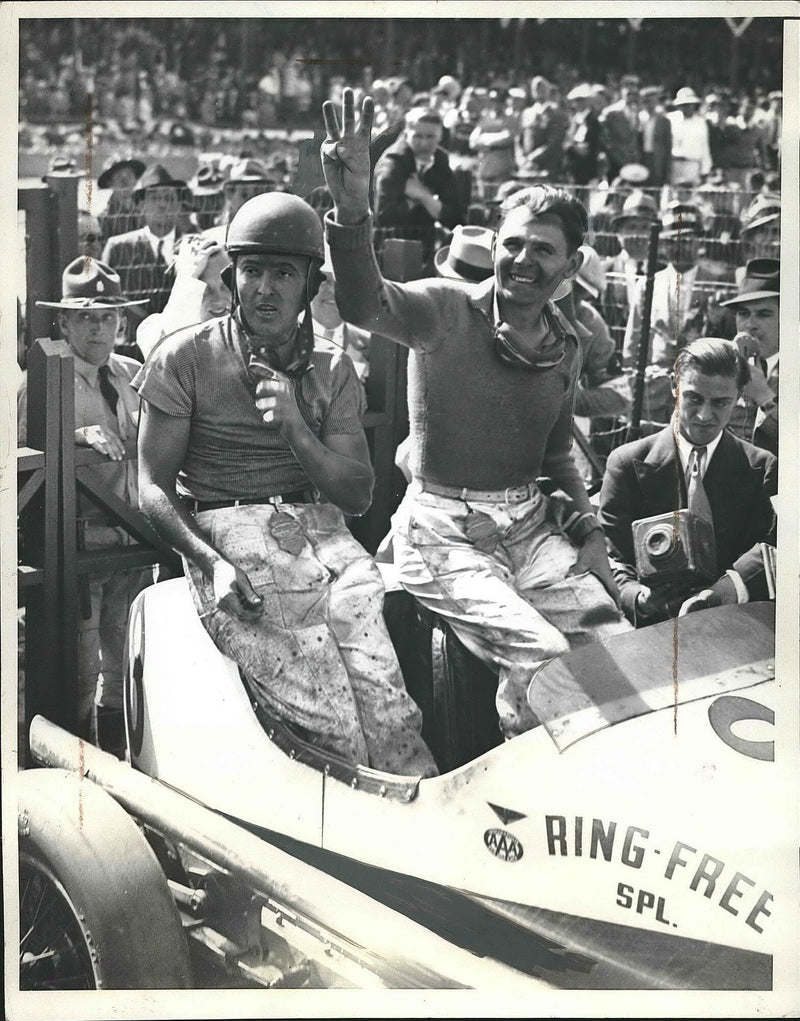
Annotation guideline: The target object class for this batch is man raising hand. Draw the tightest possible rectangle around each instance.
[321,90,631,740]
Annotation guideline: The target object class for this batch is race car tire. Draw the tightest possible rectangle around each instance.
[18,768,193,990]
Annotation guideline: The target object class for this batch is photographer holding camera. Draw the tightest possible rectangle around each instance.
[598,338,777,625]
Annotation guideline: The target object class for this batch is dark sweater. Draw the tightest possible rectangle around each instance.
[325,214,583,494]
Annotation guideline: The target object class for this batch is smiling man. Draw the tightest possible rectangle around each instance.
[133,191,436,777]
[599,338,777,624]
[322,90,631,740]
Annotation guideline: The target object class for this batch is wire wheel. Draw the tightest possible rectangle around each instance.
[19,853,98,990]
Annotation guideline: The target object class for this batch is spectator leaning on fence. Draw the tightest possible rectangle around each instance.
[19,259,152,753]
[322,90,632,741]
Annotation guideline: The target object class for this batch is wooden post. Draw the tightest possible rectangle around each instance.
[58,345,79,734]
[21,340,71,753]
[18,184,56,347]
[627,222,661,442]
[44,172,80,276]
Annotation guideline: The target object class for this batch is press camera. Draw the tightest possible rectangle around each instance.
[632,509,717,584]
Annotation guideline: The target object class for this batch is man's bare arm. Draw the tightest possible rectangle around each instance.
[137,402,263,620]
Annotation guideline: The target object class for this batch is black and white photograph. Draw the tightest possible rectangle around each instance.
[2,2,799,1017]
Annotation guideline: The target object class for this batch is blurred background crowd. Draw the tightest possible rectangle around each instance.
[18,15,785,453]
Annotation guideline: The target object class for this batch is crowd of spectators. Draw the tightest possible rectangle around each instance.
[20,17,782,133]
[20,16,783,458]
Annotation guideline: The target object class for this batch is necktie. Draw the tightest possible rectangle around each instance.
[156,237,165,264]
[97,364,119,417]
[686,446,713,526]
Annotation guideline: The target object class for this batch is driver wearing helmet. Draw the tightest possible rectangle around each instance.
[133,192,437,777]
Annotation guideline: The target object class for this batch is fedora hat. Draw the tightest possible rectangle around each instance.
[224,158,278,187]
[660,202,704,238]
[434,225,495,282]
[575,245,605,299]
[720,258,779,306]
[36,257,149,310]
[133,163,188,200]
[611,190,659,229]
[672,86,702,107]
[97,154,146,190]
[740,194,781,233]
[190,165,226,195]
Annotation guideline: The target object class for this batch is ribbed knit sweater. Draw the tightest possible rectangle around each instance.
[325,213,584,494]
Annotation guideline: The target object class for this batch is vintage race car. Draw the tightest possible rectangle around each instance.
[20,577,783,994]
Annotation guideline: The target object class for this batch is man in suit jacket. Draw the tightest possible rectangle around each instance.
[599,338,777,625]
[599,76,643,182]
[102,164,188,319]
[372,106,465,265]
[720,258,780,456]
[564,84,601,185]
[639,86,672,187]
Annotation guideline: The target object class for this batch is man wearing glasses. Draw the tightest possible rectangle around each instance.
[321,91,630,740]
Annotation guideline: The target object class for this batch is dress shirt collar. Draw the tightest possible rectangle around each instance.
[674,425,723,479]
[143,225,176,259]
[71,351,106,386]
[665,262,698,301]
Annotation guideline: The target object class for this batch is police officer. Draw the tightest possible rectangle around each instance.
[134,193,436,776]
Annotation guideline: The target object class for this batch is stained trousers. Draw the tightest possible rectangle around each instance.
[184,503,437,777]
[391,482,632,738]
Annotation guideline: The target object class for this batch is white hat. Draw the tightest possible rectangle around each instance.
[434,225,494,282]
[575,245,606,299]
[567,83,594,102]
[672,87,702,107]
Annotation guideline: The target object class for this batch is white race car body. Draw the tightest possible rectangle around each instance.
[125,578,779,989]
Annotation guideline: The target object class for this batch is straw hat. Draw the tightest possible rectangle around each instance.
[434,225,495,282]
